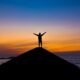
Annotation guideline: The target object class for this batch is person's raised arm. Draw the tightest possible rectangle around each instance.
[42,32,46,36]
[33,33,38,36]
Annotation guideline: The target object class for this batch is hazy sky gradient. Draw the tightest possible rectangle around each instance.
[0,0,80,57]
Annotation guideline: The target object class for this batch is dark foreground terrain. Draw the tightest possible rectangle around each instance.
[0,47,80,79]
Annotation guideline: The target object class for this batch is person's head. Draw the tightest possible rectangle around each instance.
[39,32,41,35]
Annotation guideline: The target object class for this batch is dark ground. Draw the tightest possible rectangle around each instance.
[0,47,80,79]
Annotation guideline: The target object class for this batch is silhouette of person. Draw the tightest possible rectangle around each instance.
[33,32,46,47]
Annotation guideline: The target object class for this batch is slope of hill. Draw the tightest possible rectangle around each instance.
[0,47,80,78]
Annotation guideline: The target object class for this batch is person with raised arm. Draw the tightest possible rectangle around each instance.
[33,32,46,47]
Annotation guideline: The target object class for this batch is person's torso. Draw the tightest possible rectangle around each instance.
[38,35,42,41]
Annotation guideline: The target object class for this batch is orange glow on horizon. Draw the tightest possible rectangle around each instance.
[0,39,80,55]
[0,23,80,54]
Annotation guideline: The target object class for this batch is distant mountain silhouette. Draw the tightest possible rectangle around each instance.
[0,47,80,78]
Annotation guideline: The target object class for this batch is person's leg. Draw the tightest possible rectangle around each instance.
[39,41,40,47]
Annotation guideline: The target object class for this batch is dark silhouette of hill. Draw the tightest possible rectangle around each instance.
[0,47,80,78]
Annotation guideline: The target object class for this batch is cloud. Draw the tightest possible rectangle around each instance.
[0,45,17,57]
[0,42,37,57]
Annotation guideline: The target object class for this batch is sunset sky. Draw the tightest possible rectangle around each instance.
[0,0,80,57]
